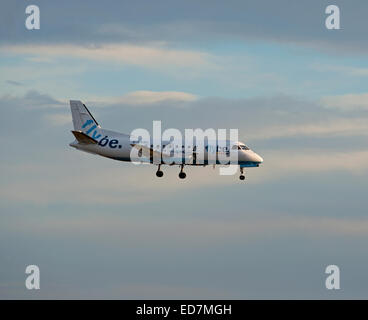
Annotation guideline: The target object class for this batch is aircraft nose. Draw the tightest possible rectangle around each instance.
[254,153,263,163]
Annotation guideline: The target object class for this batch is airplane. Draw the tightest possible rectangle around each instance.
[69,100,263,180]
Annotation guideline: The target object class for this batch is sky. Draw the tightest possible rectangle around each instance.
[1,0,368,299]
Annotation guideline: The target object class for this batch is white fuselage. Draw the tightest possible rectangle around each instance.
[70,129,263,167]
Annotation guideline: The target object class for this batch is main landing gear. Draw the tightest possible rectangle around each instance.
[179,164,186,179]
[155,164,187,179]
[156,165,164,177]
[239,167,246,181]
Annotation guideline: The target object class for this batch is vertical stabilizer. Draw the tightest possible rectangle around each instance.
[70,100,102,141]
[70,100,100,132]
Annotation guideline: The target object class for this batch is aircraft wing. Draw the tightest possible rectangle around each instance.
[130,143,171,159]
[130,143,196,164]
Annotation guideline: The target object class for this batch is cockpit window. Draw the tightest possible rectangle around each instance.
[232,144,250,150]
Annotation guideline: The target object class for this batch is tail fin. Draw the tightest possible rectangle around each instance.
[70,100,101,131]
[70,100,102,141]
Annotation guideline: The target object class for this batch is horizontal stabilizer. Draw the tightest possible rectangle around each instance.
[71,130,98,144]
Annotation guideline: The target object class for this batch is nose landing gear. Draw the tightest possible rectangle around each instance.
[179,164,186,179]
[239,167,246,181]
[156,165,164,177]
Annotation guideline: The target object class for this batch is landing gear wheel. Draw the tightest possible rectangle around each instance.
[178,164,186,179]
[239,167,246,181]
[156,165,163,178]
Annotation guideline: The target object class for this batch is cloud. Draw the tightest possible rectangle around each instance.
[311,64,368,77]
[5,80,23,86]
[248,118,368,140]
[0,43,213,70]
[0,90,65,109]
[2,1,368,55]
[259,149,368,178]
[0,63,87,97]
[321,93,368,110]
[7,210,368,244]
[90,90,198,106]
[25,56,55,63]
[0,89,198,111]
[43,113,72,126]
[0,157,238,206]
